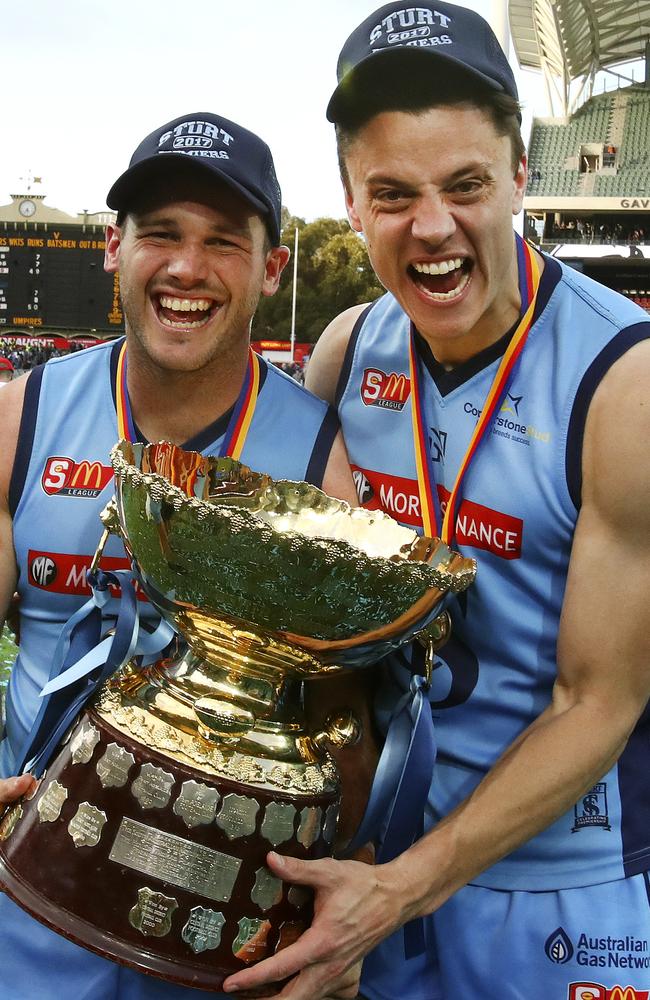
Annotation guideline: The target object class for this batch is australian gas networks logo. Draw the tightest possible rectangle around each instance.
[369,7,452,49]
[545,926,650,976]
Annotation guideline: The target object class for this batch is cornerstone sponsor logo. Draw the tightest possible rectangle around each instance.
[464,393,551,447]
[569,985,649,999]
[41,456,113,499]
[27,550,147,601]
[572,783,611,833]
[349,465,523,558]
[361,368,411,410]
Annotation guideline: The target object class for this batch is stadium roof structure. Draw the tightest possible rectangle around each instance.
[509,0,650,116]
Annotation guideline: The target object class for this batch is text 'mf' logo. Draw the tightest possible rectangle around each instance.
[361,368,411,411]
[41,456,113,499]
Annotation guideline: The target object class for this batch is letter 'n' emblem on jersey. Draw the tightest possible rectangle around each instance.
[429,428,447,463]
[361,368,411,411]
[41,456,113,499]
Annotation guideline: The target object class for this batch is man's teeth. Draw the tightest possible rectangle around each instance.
[413,266,471,302]
[159,296,212,312]
[412,258,463,276]
[160,315,210,328]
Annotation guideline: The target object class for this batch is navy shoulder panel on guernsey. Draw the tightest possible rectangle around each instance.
[9,365,46,518]
[565,320,650,510]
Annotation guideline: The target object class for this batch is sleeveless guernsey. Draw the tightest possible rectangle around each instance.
[4,338,338,775]
[337,254,650,890]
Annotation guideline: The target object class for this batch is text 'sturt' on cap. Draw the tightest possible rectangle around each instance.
[0,356,14,373]
[327,1,520,123]
[106,112,283,245]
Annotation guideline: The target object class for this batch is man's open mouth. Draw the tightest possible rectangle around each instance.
[409,257,472,301]
[155,295,219,329]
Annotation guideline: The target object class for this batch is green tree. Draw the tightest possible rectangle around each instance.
[252,214,383,344]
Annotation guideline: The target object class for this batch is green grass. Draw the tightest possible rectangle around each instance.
[0,626,17,688]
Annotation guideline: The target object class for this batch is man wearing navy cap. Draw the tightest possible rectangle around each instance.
[0,111,357,999]
[223,5,650,1000]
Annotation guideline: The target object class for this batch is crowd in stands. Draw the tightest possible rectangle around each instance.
[0,339,86,374]
[0,338,309,382]
[273,360,306,383]
[544,217,647,244]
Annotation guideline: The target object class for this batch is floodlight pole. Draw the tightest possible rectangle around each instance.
[290,226,299,362]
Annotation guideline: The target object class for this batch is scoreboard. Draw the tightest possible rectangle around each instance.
[0,224,124,333]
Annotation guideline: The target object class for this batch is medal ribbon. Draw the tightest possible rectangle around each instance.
[115,340,137,443]
[115,340,261,459]
[408,235,541,543]
[219,347,261,460]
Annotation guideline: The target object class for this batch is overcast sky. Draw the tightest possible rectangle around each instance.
[4,0,545,222]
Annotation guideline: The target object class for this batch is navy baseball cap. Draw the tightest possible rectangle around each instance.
[327,2,519,123]
[107,112,283,244]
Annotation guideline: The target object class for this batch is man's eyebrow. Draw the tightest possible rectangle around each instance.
[132,214,178,228]
[444,161,494,182]
[365,161,494,188]
[207,220,254,239]
[365,173,417,189]
[132,214,254,238]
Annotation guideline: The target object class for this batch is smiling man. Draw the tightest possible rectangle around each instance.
[221,5,650,1000]
[0,111,357,999]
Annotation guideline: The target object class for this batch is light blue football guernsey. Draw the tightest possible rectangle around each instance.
[0,337,339,1000]
[337,254,650,890]
[3,337,338,774]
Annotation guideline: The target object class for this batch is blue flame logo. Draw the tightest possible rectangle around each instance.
[545,927,574,964]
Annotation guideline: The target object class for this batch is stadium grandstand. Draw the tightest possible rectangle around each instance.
[509,0,650,312]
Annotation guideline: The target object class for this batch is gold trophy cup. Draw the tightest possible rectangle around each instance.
[0,441,475,990]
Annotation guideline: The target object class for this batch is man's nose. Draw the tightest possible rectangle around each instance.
[165,242,210,285]
[411,194,456,246]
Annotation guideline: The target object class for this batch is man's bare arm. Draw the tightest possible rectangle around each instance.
[320,430,358,505]
[222,340,650,999]
[310,307,369,503]
[0,375,28,631]
[305,305,368,406]
[0,373,38,799]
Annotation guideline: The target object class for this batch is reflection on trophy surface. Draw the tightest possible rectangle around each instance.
[0,441,475,991]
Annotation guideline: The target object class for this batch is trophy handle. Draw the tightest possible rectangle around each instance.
[415,611,452,686]
[308,709,362,754]
[88,499,123,577]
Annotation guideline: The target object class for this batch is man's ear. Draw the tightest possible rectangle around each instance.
[104,222,123,274]
[345,186,363,234]
[261,244,291,296]
[512,154,527,217]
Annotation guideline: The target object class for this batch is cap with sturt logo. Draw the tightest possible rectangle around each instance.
[107,112,283,244]
[327,1,519,123]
